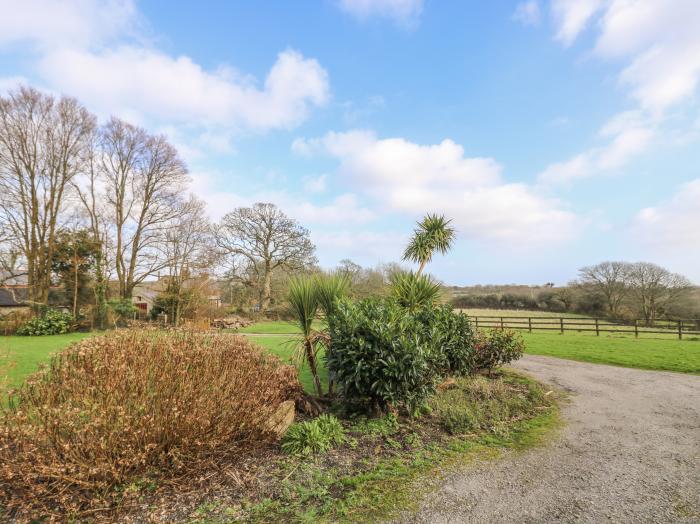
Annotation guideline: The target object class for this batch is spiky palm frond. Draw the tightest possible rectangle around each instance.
[402,213,455,274]
[389,271,442,310]
[287,276,319,337]
[314,273,350,319]
[419,213,455,255]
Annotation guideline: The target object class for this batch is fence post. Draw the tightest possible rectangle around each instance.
[500,317,504,329]
[560,317,564,334]
[595,318,599,336]
[678,320,682,340]
[528,317,532,333]
[634,319,638,338]
[475,317,479,329]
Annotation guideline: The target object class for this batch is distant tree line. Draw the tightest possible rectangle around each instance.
[452,261,697,324]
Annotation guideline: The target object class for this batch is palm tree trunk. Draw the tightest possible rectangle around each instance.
[305,339,323,397]
[417,259,428,275]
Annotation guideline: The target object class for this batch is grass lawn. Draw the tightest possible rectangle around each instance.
[0,333,93,391]
[521,332,700,374]
[237,319,320,334]
[247,335,327,394]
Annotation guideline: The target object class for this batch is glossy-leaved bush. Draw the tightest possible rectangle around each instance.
[415,304,476,376]
[327,298,441,414]
[16,309,73,336]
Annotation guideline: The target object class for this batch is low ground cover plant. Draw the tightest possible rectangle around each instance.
[16,308,74,336]
[0,330,300,519]
[431,373,548,435]
[281,414,346,455]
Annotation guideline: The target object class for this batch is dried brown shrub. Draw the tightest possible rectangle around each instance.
[0,330,301,519]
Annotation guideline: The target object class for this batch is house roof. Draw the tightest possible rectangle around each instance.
[0,287,28,307]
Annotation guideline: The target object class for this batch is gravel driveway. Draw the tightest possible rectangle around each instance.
[400,355,700,523]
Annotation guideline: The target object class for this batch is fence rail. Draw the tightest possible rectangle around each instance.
[471,315,700,340]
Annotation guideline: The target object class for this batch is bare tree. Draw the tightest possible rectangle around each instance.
[160,196,215,324]
[72,139,112,327]
[99,118,188,299]
[577,261,630,318]
[0,86,96,306]
[626,262,692,325]
[216,203,316,311]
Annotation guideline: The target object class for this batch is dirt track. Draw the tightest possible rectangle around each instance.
[401,355,700,523]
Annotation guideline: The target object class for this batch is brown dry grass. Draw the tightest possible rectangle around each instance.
[0,329,301,520]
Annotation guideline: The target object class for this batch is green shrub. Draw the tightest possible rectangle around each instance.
[473,329,524,372]
[415,305,475,376]
[107,298,138,326]
[281,414,345,455]
[326,298,440,415]
[16,309,73,336]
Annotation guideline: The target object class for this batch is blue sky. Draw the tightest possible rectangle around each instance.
[1,0,699,284]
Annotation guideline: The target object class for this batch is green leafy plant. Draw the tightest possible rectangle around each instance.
[415,304,475,375]
[281,414,345,455]
[389,271,442,311]
[402,213,455,275]
[16,309,73,336]
[107,298,138,327]
[473,329,525,373]
[326,298,439,415]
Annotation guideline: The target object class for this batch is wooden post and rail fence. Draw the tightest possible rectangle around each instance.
[470,315,700,340]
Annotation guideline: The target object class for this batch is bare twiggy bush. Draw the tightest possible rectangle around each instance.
[0,330,301,519]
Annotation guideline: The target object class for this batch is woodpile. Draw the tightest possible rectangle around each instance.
[210,316,253,330]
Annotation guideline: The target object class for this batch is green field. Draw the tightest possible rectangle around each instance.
[0,333,93,390]
[458,308,591,318]
[520,332,700,374]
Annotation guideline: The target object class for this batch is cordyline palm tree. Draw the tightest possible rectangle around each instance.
[287,273,349,398]
[403,213,455,275]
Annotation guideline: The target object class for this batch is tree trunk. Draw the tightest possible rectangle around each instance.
[260,265,273,311]
[73,248,79,318]
[304,339,323,397]
[417,259,427,275]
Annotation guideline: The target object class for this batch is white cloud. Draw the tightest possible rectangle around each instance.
[553,0,700,113]
[513,1,541,27]
[0,0,329,143]
[632,178,700,253]
[337,0,423,25]
[313,230,406,265]
[292,193,375,224]
[0,76,30,94]
[37,47,329,131]
[296,130,579,244]
[0,0,139,50]
[303,174,328,193]
[551,0,604,46]
[538,110,656,184]
[189,171,373,226]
